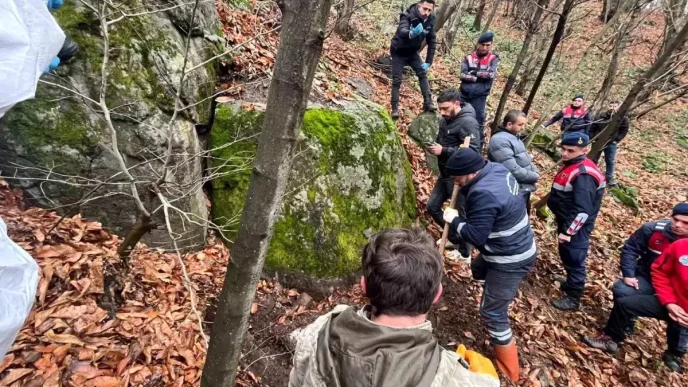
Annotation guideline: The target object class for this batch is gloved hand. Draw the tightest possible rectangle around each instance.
[43,57,60,74]
[457,344,499,379]
[46,0,64,10]
[443,208,458,224]
[421,63,430,71]
[469,70,478,76]
[410,24,424,38]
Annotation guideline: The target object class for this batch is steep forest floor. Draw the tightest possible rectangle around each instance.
[1,0,688,386]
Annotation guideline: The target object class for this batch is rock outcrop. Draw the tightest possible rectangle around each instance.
[210,101,417,280]
[0,0,223,249]
[408,112,441,175]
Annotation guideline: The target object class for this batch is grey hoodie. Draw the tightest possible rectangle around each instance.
[289,305,499,387]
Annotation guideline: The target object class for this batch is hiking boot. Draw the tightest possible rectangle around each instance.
[551,296,580,311]
[662,351,685,374]
[582,334,619,354]
[424,102,437,112]
[391,108,400,120]
[624,320,637,335]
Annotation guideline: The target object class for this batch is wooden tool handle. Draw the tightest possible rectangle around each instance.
[438,136,471,255]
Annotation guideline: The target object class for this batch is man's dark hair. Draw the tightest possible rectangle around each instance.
[437,89,461,104]
[361,228,443,316]
[421,0,436,4]
[502,109,526,127]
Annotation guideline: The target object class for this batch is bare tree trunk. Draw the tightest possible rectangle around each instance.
[436,0,464,31]
[514,31,548,95]
[490,0,548,133]
[523,0,575,114]
[200,0,333,385]
[441,2,465,53]
[474,0,487,30]
[117,214,155,259]
[590,18,688,159]
[334,0,355,39]
[481,0,501,33]
[592,20,633,112]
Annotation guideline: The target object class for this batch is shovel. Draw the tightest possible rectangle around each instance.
[438,136,472,255]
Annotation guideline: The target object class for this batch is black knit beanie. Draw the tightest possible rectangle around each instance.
[445,148,486,176]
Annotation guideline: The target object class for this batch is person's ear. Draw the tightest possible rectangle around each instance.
[360,276,367,295]
[432,283,443,304]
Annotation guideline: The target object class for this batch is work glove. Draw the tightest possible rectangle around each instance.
[421,63,430,71]
[469,70,478,76]
[43,57,60,74]
[46,0,64,10]
[443,208,458,224]
[410,24,424,38]
[457,344,499,380]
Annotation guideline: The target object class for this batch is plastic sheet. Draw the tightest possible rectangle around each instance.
[0,0,65,118]
[0,217,39,360]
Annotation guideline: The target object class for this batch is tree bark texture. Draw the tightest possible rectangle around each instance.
[592,20,632,113]
[435,0,464,31]
[522,0,575,114]
[334,0,355,39]
[473,0,486,30]
[490,0,548,133]
[441,1,465,53]
[200,0,333,385]
[514,30,549,96]
[589,18,688,159]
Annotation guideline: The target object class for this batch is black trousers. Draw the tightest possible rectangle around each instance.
[472,254,536,345]
[390,50,431,110]
[558,242,589,300]
[459,92,487,145]
[426,176,454,227]
[604,294,688,356]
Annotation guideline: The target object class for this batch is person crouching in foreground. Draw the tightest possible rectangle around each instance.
[288,228,500,387]
[583,237,688,374]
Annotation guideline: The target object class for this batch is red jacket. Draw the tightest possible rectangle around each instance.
[651,238,688,310]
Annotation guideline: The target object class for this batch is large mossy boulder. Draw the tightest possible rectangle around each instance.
[0,0,222,248]
[408,112,441,175]
[210,101,417,279]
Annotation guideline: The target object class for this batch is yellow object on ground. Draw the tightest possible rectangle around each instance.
[456,344,499,380]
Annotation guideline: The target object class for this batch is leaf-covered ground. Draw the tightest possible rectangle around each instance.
[2,0,688,386]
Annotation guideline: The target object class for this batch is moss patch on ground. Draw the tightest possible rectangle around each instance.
[210,104,416,278]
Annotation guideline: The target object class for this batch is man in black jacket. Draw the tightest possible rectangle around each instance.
[589,103,630,186]
[390,0,438,119]
[426,89,480,246]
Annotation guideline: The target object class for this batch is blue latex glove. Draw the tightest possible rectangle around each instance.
[410,24,424,38]
[422,63,430,71]
[46,0,63,10]
[43,57,60,74]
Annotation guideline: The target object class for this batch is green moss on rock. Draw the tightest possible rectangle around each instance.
[210,103,416,278]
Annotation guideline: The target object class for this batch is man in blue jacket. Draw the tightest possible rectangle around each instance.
[459,31,499,146]
[443,148,536,382]
[389,0,438,119]
[547,132,605,310]
[542,94,592,134]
